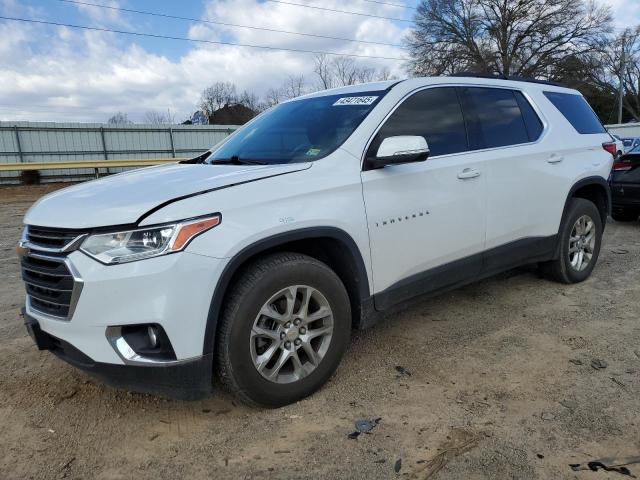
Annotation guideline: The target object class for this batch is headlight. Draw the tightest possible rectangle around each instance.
[80,214,221,265]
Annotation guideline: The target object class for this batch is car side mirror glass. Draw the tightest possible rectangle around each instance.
[368,136,430,169]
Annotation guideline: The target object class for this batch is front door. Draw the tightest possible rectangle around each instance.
[360,86,487,309]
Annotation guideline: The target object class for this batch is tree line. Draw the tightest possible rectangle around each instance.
[406,0,640,123]
[109,0,640,125]
[193,54,395,122]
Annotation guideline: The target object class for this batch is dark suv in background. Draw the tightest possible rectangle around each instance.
[611,145,640,222]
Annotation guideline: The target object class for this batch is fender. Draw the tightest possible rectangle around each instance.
[553,176,611,259]
[560,176,611,228]
[201,227,371,355]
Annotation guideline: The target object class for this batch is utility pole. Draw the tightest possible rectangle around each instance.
[618,33,626,124]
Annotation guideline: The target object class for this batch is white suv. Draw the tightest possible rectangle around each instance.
[20,76,614,406]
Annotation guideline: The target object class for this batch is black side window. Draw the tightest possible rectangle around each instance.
[368,87,468,158]
[460,87,529,149]
[514,92,544,141]
[543,91,606,134]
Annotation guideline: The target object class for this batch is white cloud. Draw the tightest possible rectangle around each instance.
[1,0,635,123]
[604,0,640,27]
[0,0,408,123]
[73,0,131,28]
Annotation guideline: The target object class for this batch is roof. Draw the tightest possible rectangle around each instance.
[297,75,577,101]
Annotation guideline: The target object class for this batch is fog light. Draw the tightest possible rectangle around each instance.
[148,325,158,348]
[107,324,177,363]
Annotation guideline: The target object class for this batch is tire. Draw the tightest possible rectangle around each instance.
[215,252,351,407]
[541,198,603,284]
[612,209,638,222]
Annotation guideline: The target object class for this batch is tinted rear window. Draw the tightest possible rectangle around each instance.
[543,92,606,134]
[460,87,529,149]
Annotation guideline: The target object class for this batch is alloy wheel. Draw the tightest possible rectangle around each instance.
[568,214,596,272]
[250,285,334,384]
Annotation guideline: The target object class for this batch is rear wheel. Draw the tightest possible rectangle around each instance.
[612,208,638,222]
[215,252,351,407]
[541,198,602,284]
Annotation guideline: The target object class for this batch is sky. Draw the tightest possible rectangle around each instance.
[0,0,638,123]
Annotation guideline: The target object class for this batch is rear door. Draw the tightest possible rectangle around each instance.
[360,87,487,309]
[457,86,561,271]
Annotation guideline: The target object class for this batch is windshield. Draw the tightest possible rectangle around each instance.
[207,91,385,165]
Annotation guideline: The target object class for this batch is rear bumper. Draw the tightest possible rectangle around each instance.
[24,311,213,400]
[610,183,640,209]
[612,197,640,208]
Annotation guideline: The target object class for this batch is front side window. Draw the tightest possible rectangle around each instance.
[460,87,530,149]
[368,87,468,158]
[543,91,606,135]
[208,92,385,165]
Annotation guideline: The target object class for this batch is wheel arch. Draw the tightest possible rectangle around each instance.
[202,227,372,356]
[562,176,611,229]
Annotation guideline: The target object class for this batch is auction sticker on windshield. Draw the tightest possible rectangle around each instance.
[333,96,378,106]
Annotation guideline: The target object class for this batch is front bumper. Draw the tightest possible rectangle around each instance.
[25,250,226,364]
[22,248,228,399]
[24,311,213,400]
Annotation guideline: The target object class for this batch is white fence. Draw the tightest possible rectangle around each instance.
[0,122,238,184]
[605,123,640,138]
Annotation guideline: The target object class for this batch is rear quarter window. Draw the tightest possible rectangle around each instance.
[514,92,544,141]
[543,91,606,134]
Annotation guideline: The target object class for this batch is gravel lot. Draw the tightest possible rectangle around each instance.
[1,185,639,480]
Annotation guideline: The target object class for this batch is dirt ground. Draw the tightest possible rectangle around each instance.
[1,185,639,480]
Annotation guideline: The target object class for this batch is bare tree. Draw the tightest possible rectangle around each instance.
[622,29,640,121]
[600,28,640,121]
[406,0,612,78]
[237,90,260,111]
[313,54,395,89]
[565,27,640,122]
[376,67,394,81]
[314,54,335,89]
[263,87,282,109]
[355,66,377,84]
[143,110,174,125]
[199,81,238,117]
[332,57,359,86]
[107,112,133,124]
[281,75,307,99]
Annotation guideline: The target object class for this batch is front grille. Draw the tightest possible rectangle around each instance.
[22,254,74,317]
[21,226,87,320]
[26,226,86,250]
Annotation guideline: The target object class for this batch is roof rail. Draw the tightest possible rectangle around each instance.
[448,72,565,87]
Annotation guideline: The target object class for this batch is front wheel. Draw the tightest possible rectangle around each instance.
[215,252,351,407]
[541,198,603,284]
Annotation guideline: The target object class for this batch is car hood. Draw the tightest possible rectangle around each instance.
[24,162,311,229]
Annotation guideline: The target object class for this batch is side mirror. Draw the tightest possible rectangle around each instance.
[367,136,430,169]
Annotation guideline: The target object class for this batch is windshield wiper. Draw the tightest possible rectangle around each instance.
[210,156,268,166]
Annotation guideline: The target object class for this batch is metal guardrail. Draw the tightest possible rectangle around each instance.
[0,121,237,184]
[0,158,184,172]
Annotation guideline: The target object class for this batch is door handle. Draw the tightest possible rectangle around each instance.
[547,154,564,164]
[457,168,481,179]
